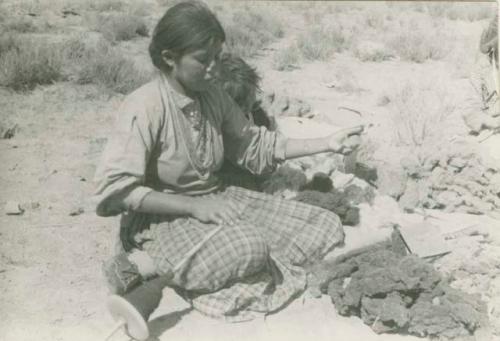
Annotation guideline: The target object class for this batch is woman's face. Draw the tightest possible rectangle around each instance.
[171,41,223,94]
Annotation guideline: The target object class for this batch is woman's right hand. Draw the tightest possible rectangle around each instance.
[190,196,243,225]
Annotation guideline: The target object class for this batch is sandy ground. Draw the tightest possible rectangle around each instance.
[1,1,499,341]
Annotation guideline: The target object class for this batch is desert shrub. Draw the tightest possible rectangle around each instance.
[0,36,65,91]
[272,44,301,71]
[67,36,151,94]
[223,7,283,58]
[296,24,350,61]
[4,17,37,33]
[426,2,494,21]
[93,13,149,42]
[87,0,126,12]
[389,81,456,148]
[386,18,450,63]
[354,41,392,62]
[0,34,18,55]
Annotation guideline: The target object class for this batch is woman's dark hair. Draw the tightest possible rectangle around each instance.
[149,1,226,71]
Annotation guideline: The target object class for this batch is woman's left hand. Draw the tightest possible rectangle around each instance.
[328,125,364,155]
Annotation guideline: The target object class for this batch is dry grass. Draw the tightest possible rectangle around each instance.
[272,44,301,71]
[388,80,456,149]
[425,2,494,22]
[92,13,149,43]
[222,6,284,58]
[386,16,451,63]
[65,35,152,94]
[0,35,65,91]
[296,24,351,61]
[3,17,38,33]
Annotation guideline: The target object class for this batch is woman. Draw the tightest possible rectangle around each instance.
[95,0,362,326]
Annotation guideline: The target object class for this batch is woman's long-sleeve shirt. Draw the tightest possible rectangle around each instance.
[94,73,287,218]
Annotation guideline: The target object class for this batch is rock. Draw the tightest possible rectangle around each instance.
[435,191,463,209]
[400,156,423,178]
[69,206,84,216]
[0,123,18,139]
[5,201,24,215]
[375,165,407,200]
[399,179,420,212]
[429,167,447,191]
[448,156,468,170]
[422,155,440,172]
[463,112,486,134]
[330,170,355,189]
[287,97,311,117]
[490,174,500,195]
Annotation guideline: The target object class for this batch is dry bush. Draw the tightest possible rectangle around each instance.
[386,17,451,63]
[223,6,284,58]
[92,13,149,42]
[426,2,494,21]
[0,34,18,55]
[296,24,350,61]
[86,0,126,12]
[65,35,151,94]
[272,44,301,71]
[388,81,456,149]
[3,17,37,33]
[0,36,65,91]
[353,41,392,62]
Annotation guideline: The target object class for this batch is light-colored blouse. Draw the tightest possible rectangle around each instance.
[94,73,287,217]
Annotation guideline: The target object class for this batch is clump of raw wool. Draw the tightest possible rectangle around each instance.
[395,142,500,214]
[300,172,333,192]
[293,190,360,226]
[320,248,488,339]
[261,165,307,195]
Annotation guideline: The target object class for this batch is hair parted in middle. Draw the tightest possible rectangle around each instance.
[148,1,226,71]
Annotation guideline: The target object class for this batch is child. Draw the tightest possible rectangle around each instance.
[216,52,274,190]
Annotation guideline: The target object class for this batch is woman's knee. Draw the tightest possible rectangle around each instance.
[182,225,268,292]
[231,227,268,277]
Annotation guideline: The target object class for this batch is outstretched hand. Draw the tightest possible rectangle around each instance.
[190,196,243,226]
[328,125,364,155]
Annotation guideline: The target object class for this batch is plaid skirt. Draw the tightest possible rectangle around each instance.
[138,186,344,322]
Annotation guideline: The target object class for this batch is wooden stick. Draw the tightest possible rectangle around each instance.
[173,224,224,272]
[338,106,363,117]
[103,319,125,341]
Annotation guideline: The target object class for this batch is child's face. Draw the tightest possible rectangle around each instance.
[241,88,257,115]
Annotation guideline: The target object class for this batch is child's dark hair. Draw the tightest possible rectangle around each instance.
[217,52,261,109]
[149,1,225,71]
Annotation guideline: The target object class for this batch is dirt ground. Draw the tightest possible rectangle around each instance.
[1,1,499,341]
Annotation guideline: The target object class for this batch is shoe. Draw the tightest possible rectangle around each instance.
[103,253,142,295]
